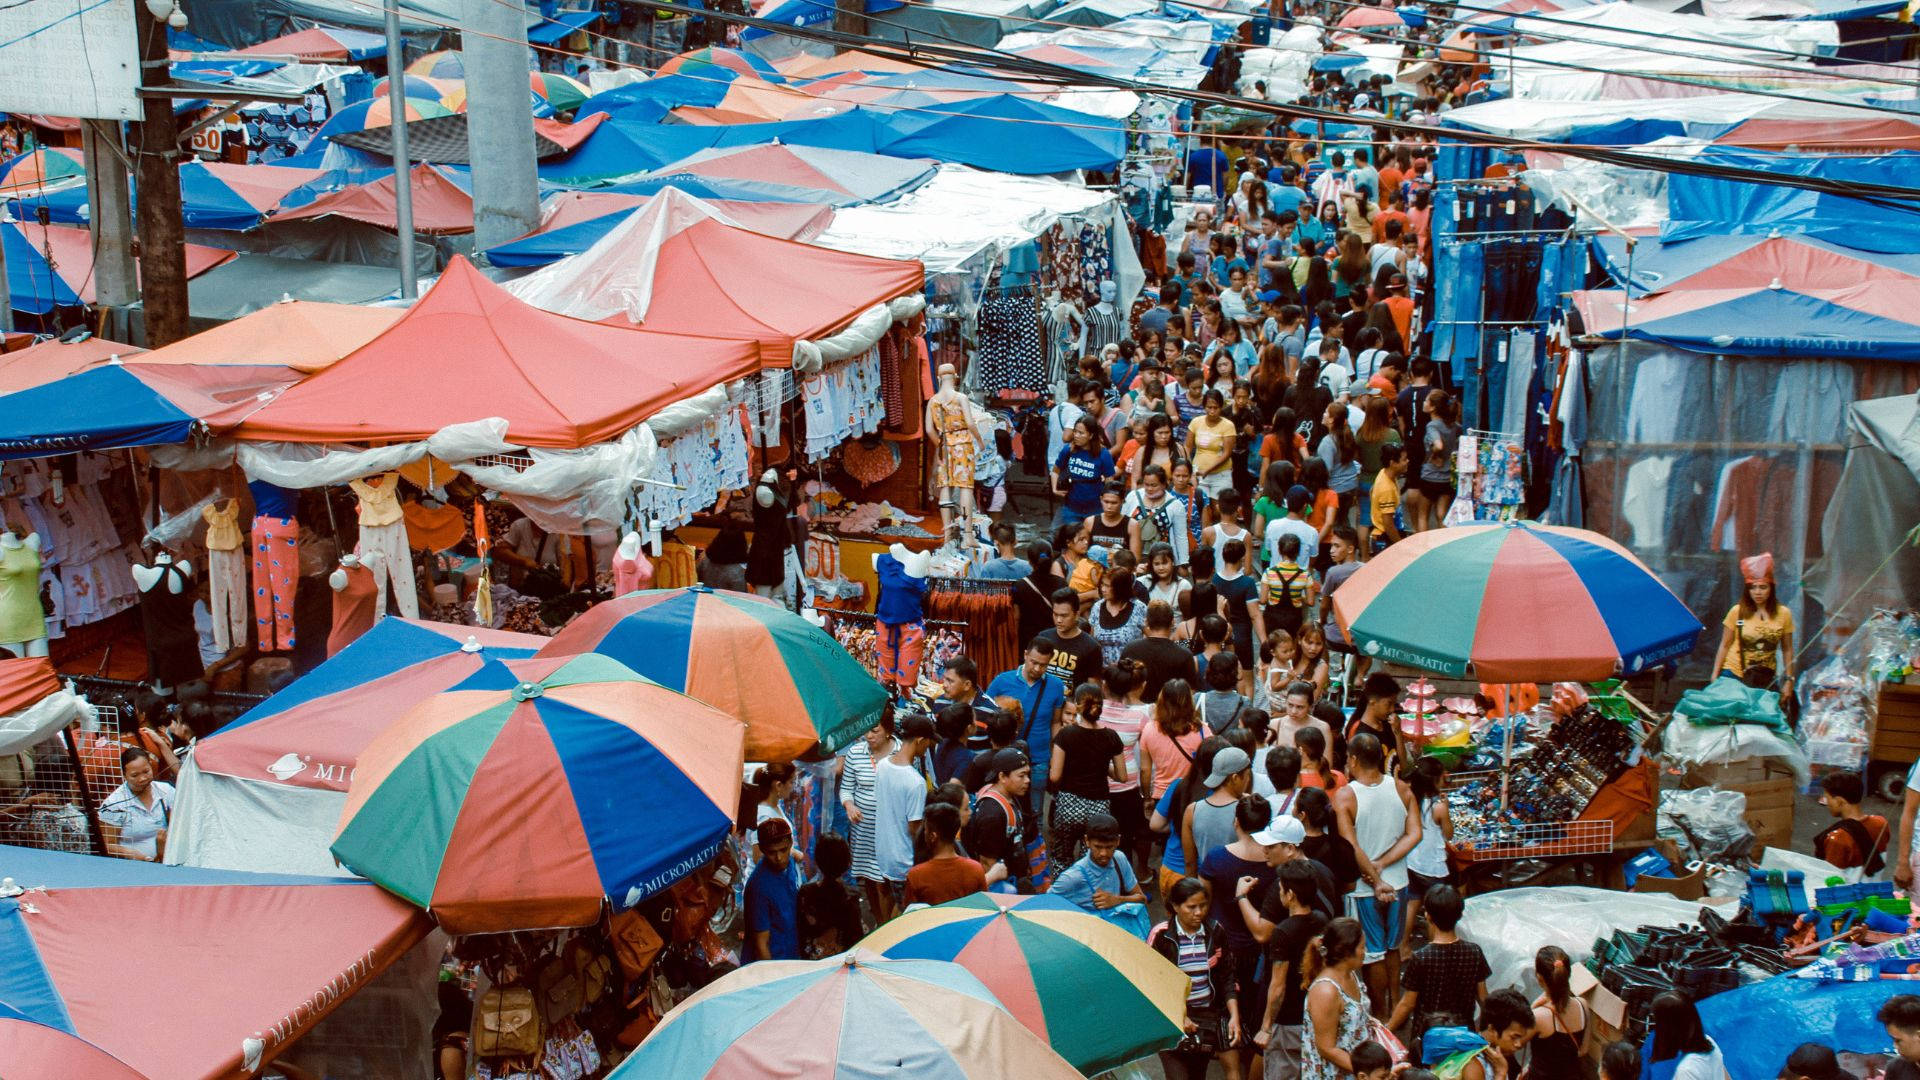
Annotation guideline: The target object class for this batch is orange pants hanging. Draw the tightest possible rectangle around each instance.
[251,515,298,651]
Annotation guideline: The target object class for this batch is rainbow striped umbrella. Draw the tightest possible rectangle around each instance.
[313,96,454,141]
[531,70,590,111]
[1330,521,1704,682]
[406,49,465,79]
[860,893,1188,1073]
[370,73,459,104]
[538,587,887,761]
[657,45,786,84]
[608,950,1086,1079]
[330,653,745,934]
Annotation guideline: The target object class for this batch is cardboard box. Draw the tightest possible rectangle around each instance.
[1632,838,1707,901]
[1571,964,1629,1064]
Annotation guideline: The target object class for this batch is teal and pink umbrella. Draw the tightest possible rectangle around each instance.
[608,950,1085,1079]
[538,587,887,761]
[860,893,1189,1073]
[1330,521,1704,682]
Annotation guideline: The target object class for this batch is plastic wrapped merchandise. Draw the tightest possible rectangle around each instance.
[1798,651,1872,768]
[1658,787,1754,864]
[1457,886,1711,995]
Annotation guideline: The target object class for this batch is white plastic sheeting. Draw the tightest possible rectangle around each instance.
[165,754,356,876]
[503,187,756,323]
[0,689,93,757]
[816,165,1144,312]
[1459,886,1727,996]
[1661,718,1812,788]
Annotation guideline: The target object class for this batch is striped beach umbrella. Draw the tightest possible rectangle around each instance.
[406,49,465,79]
[370,73,459,104]
[531,70,591,112]
[1330,521,1704,682]
[313,96,454,141]
[537,586,887,761]
[329,653,745,934]
[608,950,1086,1079]
[860,893,1188,1073]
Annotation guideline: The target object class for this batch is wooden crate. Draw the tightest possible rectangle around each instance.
[1873,683,1920,764]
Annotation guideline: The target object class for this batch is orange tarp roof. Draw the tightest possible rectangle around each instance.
[133,301,403,372]
[232,259,764,449]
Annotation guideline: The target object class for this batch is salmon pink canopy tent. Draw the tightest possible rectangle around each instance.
[230,258,764,448]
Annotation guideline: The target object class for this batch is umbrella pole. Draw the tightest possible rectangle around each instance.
[1501,683,1511,812]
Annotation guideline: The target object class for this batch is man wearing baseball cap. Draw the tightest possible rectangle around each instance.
[966,748,1033,892]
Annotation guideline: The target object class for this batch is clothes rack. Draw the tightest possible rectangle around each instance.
[924,577,1019,677]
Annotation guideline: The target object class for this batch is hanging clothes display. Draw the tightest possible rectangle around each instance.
[923,579,1018,680]
[800,348,885,462]
[1450,432,1528,524]
[247,480,299,652]
[1077,221,1114,302]
[630,404,752,533]
[973,294,1046,395]
[134,557,202,689]
[349,473,419,620]
[201,499,247,653]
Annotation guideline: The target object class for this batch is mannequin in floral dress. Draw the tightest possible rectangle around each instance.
[925,363,982,539]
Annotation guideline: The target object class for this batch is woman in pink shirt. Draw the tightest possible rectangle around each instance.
[1137,678,1206,810]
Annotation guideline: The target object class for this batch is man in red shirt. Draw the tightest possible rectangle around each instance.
[904,801,988,906]
[1815,771,1889,873]
[1380,275,1415,351]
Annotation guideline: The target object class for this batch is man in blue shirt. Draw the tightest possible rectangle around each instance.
[986,640,1067,816]
[743,819,800,962]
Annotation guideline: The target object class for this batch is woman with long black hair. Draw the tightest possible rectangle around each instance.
[1644,992,1727,1079]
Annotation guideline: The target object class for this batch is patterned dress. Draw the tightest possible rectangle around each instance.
[930,396,978,488]
[1302,974,1371,1080]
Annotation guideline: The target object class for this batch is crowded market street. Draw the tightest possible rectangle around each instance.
[0,0,1918,1075]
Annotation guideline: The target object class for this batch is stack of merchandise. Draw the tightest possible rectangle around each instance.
[1399,679,1477,762]
[1446,701,1640,852]
[1800,610,1919,769]
[1587,908,1796,1042]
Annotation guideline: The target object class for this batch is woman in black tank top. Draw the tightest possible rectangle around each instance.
[1527,946,1590,1078]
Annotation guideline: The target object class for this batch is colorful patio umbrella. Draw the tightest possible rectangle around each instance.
[0,844,429,1080]
[407,49,465,79]
[658,45,787,83]
[0,147,83,196]
[330,652,746,933]
[370,73,459,104]
[860,892,1188,1073]
[312,96,454,141]
[532,70,591,112]
[1330,521,1704,682]
[608,950,1086,1079]
[1337,5,1407,28]
[441,83,557,120]
[537,586,888,760]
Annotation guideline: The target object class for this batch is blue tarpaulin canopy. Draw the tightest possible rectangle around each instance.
[0,367,195,458]
[879,94,1126,173]
[529,8,603,43]
[742,0,905,39]
[1663,148,1920,254]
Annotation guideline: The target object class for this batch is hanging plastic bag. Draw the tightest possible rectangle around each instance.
[1657,787,1754,865]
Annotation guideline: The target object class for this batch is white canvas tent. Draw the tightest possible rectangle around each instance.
[1807,392,1920,621]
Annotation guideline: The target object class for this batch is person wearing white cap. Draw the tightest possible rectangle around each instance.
[1183,745,1253,891]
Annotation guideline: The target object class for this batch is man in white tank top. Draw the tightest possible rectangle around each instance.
[1333,733,1421,1012]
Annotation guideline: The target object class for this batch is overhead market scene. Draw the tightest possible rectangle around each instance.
[2,0,1920,1076]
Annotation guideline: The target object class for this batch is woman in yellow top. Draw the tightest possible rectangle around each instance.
[1711,552,1794,694]
[1184,388,1237,500]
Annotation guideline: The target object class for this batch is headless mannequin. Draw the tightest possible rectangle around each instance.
[872,544,932,698]
[611,531,653,596]
[925,363,981,540]
[327,553,378,656]
[0,531,48,658]
[349,472,418,619]
[134,552,201,693]
[746,470,792,601]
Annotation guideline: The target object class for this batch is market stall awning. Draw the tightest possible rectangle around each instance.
[876,93,1127,174]
[235,24,387,60]
[486,191,833,267]
[230,258,765,448]
[504,188,922,360]
[620,142,936,207]
[134,300,404,372]
[269,163,474,234]
[170,618,543,876]
[0,844,431,1080]
[179,254,402,322]
[1593,233,1920,297]
[7,161,332,231]
[0,147,83,197]
[6,221,233,313]
[1575,283,1920,360]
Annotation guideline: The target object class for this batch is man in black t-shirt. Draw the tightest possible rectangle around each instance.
[1033,587,1102,691]
[1121,600,1199,704]
[1253,856,1330,1079]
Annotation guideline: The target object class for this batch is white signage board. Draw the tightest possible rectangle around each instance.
[0,0,141,121]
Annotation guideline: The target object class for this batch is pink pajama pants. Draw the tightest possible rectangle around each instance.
[251,515,297,651]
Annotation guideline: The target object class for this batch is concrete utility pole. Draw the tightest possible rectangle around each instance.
[462,0,541,254]
[384,0,417,299]
[82,119,138,310]
[132,0,191,346]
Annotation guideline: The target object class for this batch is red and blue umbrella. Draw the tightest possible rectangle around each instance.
[538,586,888,761]
[0,844,429,1080]
[1330,521,1704,682]
[609,950,1086,1079]
[330,653,746,933]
